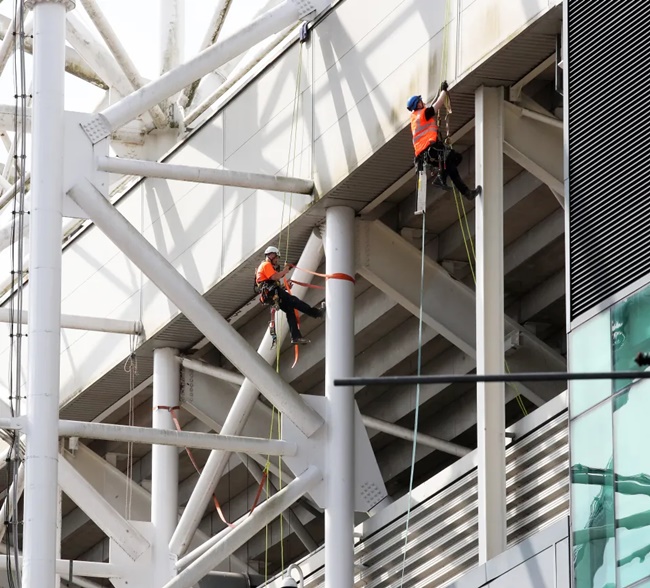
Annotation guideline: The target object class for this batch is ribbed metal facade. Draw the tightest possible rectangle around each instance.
[568,0,650,319]
[299,412,569,588]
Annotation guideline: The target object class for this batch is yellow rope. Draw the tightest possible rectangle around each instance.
[451,184,528,415]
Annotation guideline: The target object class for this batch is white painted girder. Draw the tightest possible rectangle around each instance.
[356,220,566,386]
[58,452,151,561]
[503,101,564,204]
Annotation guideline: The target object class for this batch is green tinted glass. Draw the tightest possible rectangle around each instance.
[570,311,612,417]
[571,402,615,588]
[614,380,650,586]
[612,288,650,391]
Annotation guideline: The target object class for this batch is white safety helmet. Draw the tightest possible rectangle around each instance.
[264,246,280,257]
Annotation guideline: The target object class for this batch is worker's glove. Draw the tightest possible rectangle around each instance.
[440,80,449,92]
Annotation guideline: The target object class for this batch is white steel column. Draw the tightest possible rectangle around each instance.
[160,0,184,75]
[474,85,507,563]
[152,348,181,586]
[22,1,73,587]
[324,206,355,588]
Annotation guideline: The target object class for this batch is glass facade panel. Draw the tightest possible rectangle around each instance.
[570,310,612,417]
[571,402,616,588]
[612,289,650,391]
[614,381,650,587]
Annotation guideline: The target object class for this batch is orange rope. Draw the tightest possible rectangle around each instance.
[288,264,355,284]
[155,405,268,528]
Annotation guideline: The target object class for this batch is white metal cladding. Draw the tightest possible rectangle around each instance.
[276,411,569,588]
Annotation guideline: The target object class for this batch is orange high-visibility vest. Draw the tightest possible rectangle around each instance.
[411,109,438,156]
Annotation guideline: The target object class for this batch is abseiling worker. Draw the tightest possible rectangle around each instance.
[255,246,325,345]
[407,80,481,200]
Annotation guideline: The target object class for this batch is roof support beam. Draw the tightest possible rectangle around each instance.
[96,156,314,194]
[0,16,106,89]
[58,453,150,561]
[184,25,296,126]
[180,0,234,108]
[58,420,296,456]
[83,1,304,140]
[65,14,133,99]
[356,220,565,398]
[78,0,168,128]
[503,101,564,207]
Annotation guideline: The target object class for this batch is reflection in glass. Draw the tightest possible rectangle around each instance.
[615,380,650,587]
[612,288,650,391]
[570,311,612,417]
[572,402,616,588]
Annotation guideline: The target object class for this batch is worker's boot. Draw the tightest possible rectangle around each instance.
[464,185,482,200]
[317,301,326,318]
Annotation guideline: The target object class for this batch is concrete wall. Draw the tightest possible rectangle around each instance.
[0,0,561,406]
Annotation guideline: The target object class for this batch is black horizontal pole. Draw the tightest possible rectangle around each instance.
[333,370,650,387]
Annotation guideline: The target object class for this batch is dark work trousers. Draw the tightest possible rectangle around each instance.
[419,143,470,196]
[276,288,321,340]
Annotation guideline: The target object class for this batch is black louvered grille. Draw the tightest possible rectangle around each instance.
[569,0,650,319]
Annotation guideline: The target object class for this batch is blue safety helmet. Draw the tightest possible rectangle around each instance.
[406,95,422,111]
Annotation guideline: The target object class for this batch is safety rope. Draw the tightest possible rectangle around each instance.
[266,36,307,580]
[155,405,268,528]
[123,335,138,520]
[450,186,528,416]
[398,209,427,587]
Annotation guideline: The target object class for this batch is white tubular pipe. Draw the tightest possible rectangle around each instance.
[0,17,16,78]
[184,25,295,125]
[179,0,233,107]
[163,466,322,588]
[69,179,323,436]
[94,0,299,135]
[0,172,29,212]
[22,4,69,587]
[0,557,118,578]
[160,0,184,74]
[0,307,142,334]
[361,415,470,457]
[325,207,355,588]
[518,106,563,129]
[169,229,324,557]
[57,420,296,456]
[78,0,167,128]
[96,156,314,194]
[179,357,244,386]
[0,417,21,430]
[176,512,241,570]
[152,349,180,587]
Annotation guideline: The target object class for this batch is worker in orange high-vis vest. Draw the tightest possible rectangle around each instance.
[407,81,481,201]
[255,246,325,345]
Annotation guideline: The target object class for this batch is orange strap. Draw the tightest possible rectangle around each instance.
[288,264,355,284]
[155,405,267,527]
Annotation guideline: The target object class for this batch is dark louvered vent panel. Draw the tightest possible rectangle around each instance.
[569,0,650,320]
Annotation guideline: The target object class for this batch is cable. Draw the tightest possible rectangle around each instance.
[398,209,427,587]
[5,3,28,586]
